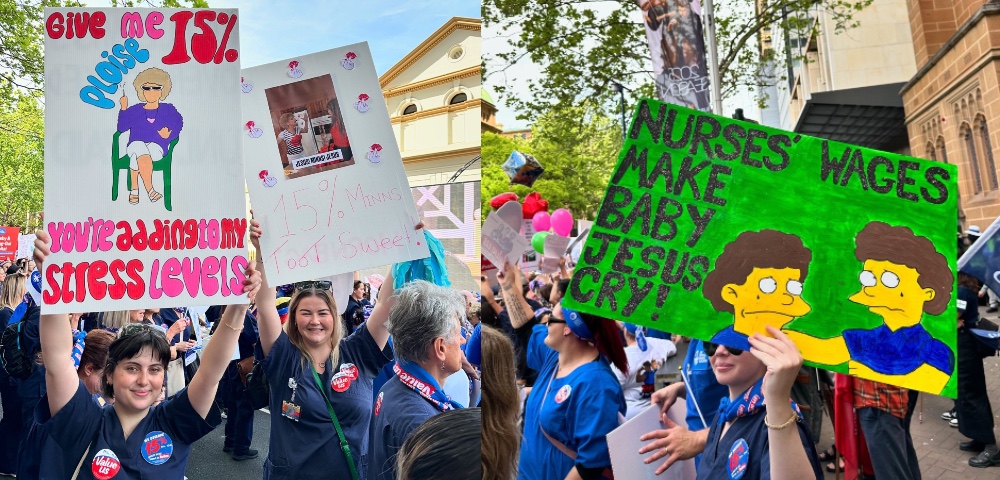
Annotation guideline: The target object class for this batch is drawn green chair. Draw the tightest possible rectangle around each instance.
[111,131,178,211]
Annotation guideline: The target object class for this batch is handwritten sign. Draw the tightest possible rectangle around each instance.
[482,201,528,269]
[43,8,248,313]
[241,44,428,284]
[563,99,960,397]
[16,233,36,260]
[0,227,19,261]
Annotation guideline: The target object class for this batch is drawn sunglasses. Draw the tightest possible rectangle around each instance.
[141,85,163,91]
[704,342,743,356]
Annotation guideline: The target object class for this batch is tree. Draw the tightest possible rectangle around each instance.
[483,0,873,122]
[482,101,621,222]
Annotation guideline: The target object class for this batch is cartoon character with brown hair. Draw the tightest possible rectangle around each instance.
[785,221,955,393]
[703,230,813,351]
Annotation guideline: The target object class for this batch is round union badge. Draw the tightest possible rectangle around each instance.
[554,385,572,404]
[331,372,352,392]
[339,363,359,381]
[91,448,121,480]
[727,438,750,480]
[142,430,174,465]
[374,391,384,416]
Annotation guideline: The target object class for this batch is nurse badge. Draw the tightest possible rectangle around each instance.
[554,385,572,404]
[92,449,121,480]
[728,438,749,480]
[142,431,174,465]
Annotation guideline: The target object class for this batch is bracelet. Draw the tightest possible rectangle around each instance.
[764,412,799,430]
[223,318,243,332]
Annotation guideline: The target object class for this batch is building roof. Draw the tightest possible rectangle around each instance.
[379,17,481,88]
[481,87,495,105]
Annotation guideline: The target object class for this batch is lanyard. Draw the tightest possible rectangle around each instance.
[311,367,358,480]
[393,361,463,412]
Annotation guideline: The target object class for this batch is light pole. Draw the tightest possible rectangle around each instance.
[609,80,631,141]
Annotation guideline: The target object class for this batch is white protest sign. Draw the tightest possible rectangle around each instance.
[43,8,248,313]
[17,233,37,260]
[482,202,528,268]
[241,44,428,284]
[539,234,570,273]
[608,402,696,479]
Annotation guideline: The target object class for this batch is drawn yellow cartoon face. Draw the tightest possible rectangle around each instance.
[721,267,811,329]
[849,259,934,330]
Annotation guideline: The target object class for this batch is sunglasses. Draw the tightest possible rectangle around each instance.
[141,85,163,91]
[294,280,332,291]
[117,322,167,340]
[704,342,743,356]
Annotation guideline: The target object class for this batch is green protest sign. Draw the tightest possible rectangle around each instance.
[562,98,959,397]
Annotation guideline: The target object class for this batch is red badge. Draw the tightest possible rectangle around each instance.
[554,385,572,404]
[374,391,384,416]
[339,363,359,381]
[331,372,352,392]
[92,448,121,480]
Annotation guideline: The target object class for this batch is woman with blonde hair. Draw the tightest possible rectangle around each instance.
[0,272,24,475]
[481,324,520,480]
[0,272,25,324]
[118,66,183,205]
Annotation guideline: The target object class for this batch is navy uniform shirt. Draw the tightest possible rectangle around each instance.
[261,325,391,479]
[367,374,442,480]
[696,407,822,480]
[517,324,626,480]
[31,380,220,479]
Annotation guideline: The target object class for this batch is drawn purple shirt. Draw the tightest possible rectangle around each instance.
[117,103,183,153]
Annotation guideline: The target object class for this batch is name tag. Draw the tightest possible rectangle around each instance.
[957,299,968,310]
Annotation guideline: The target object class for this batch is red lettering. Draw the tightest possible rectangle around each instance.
[171,219,184,250]
[116,221,132,251]
[221,218,233,249]
[90,11,106,38]
[125,260,144,300]
[60,262,74,304]
[43,265,60,304]
[109,260,127,300]
[233,218,247,248]
[45,12,65,39]
[132,220,148,251]
[184,220,198,249]
[149,220,166,251]
[88,260,108,301]
[73,262,89,303]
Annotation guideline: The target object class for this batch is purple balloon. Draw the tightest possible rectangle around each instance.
[532,211,551,232]
[551,208,574,236]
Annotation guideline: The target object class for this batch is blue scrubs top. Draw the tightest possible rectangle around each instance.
[696,405,822,480]
[517,324,626,480]
[261,325,391,479]
[30,380,219,479]
[843,323,954,376]
[367,374,443,480]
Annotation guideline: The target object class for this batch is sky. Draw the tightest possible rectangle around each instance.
[83,0,481,75]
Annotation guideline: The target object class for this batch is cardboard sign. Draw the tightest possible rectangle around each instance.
[482,201,528,269]
[564,99,960,397]
[16,233,36,260]
[0,227,20,261]
[43,8,248,313]
[241,44,428,284]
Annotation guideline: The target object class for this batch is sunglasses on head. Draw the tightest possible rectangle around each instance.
[117,322,167,340]
[141,85,163,91]
[704,342,743,356]
[294,280,332,291]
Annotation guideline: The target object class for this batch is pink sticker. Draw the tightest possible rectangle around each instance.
[288,60,303,78]
[342,52,357,70]
[355,93,370,113]
[366,143,383,163]
[246,121,263,138]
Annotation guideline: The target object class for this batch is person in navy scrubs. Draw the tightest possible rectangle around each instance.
[251,225,418,480]
[497,263,629,480]
[368,281,468,480]
[26,225,261,479]
[693,327,822,480]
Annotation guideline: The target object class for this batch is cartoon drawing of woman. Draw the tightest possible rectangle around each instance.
[118,67,183,205]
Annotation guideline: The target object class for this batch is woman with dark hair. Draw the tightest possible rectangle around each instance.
[343,279,371,334]
[396,408,482,480]
[26,226,261,478]
[481,324,519,480]
[326,97,353,162]
[498,262,627,480]
[955,273,999,467]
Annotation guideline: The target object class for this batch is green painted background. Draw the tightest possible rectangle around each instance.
[562,98,959,398]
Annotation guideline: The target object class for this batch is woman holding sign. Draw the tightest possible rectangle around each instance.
[498,262,628,480]
[27,227,260,479]
[250,222,421,480]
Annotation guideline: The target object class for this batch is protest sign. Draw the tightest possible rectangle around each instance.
[16,233,36,260]
[43,8,248,313]
[482,201,528,269]
[241,44,428,284]
[0,228,19,261]
[563,98,960,397]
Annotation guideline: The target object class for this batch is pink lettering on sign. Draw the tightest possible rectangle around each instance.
[46,217,246,254]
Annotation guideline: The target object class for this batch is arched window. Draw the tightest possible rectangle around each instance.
[963,123,983,194]
[979,117,998,190]
[937,136,948,164]
[402,104,417,115]
[926,142,936,161]
[449,93,468,105]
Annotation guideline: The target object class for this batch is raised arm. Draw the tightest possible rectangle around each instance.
[186,293,255,419]
[250,219,281,356]
[365,271,393,350]
[497,262,535,329]
[33,231,79,417]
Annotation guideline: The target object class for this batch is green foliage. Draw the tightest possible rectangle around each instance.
[482,102,621,222]
[0,91,44,229]
[484,0,875,121]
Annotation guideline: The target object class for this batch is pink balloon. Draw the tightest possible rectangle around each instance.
[551,208,574,236]
[532,211,551,232]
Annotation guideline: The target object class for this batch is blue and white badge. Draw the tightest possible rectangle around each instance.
[727,438,749,480]
[142,430,174,465]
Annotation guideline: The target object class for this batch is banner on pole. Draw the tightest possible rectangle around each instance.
[637,0,712,111]
[563,98,960,397]
[0,227,20,261]
[43,8,248,313]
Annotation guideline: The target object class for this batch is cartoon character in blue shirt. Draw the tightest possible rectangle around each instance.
[785,222,955,394]
[702,230,813,352]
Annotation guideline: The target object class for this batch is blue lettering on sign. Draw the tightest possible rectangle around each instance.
[79,38,150,109]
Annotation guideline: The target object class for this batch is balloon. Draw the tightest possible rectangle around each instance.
[532,211,551,232]
[551,209,574,236]
[490,192,519,210]
[502,151,545,187]
[532,231,551,254]
[521,192,549,219]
